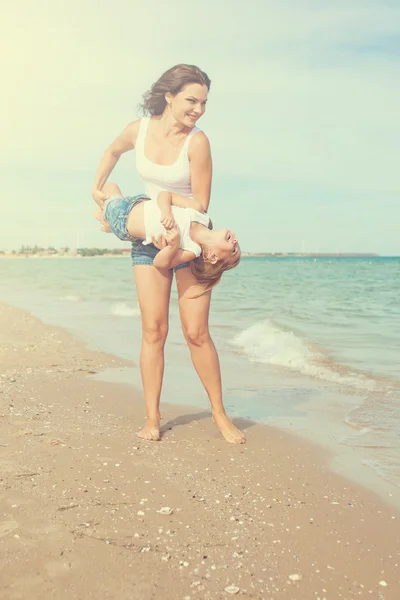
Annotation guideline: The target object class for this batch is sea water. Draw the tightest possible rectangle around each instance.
[1,256,399,505]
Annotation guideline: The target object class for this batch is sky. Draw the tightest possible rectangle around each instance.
[1,0,399,254]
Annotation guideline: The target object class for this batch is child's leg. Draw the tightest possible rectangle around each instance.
[93,182,124,233]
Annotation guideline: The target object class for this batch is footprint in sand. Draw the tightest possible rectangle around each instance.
[45,560,75,578]
[0,520,19,538]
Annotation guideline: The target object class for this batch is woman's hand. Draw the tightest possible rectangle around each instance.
[151,235,167,250]
[152,225,183,269]
[92,188,109,208]
[164,224,180,249]
[93,208,112,233]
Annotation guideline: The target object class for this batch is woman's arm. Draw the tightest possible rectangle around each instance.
[158,191,205,214]
[153,247,196,269]
[91,120,140,206]
[152,225,195,269]
[188,132,212,212]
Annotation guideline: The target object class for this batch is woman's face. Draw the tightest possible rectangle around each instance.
[167,83,208,128]
[209,229,241,264]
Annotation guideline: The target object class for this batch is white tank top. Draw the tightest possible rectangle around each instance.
[135,117,200,201]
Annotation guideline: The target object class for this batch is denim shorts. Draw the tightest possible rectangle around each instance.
[131,233,189,271]
[104,194,188,270]
[104,194,149,241]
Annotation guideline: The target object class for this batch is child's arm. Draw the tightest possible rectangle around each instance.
[153,225,196,269]
[158,191,205,217]
[157,192,175,230]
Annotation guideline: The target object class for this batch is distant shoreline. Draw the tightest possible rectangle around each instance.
[241,252,380,258]
[0,250,382,259]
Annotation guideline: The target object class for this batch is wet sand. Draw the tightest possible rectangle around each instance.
[0,303,399,599]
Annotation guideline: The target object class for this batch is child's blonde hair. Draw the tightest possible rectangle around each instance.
[189,250,241,295]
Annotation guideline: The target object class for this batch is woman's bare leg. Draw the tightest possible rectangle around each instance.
[175,268,245,444]
[133,265,173,441]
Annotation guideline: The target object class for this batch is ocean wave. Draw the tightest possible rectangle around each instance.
[110,302,140,317]
[344,392,400,435]
[231,319,379,391]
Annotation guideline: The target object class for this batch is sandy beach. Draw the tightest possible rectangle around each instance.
[0,303,399,599]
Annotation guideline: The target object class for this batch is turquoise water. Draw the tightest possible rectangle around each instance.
[1,256,399,503]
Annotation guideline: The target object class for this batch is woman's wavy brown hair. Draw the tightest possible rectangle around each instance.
[189,250,241,296]
[140,64,211,116]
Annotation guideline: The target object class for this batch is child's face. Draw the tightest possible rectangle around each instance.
[209,229,241,264]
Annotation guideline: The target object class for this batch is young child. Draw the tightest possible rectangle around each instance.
[94,191,241,292]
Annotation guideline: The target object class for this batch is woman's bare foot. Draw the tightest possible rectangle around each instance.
[136,416,160,441]
[212,410,245,444]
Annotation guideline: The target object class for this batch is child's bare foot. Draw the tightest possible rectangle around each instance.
[136,416,160,441]
[212,410,245,444]
[93,208,112,233]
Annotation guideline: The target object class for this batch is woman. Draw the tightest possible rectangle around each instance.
[92,64,245,444]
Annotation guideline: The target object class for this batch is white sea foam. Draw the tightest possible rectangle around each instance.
[232,319,378,391]
[110,302,140,317]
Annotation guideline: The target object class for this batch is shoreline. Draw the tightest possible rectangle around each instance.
[1,277,399,509]
[0,252,385,260]
[1,303,399,598]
